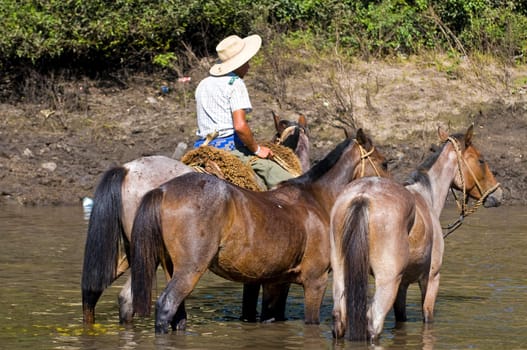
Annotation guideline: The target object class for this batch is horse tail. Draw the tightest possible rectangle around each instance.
[341,197,370,341]
[81,166,128,324]
[131,187,165,317]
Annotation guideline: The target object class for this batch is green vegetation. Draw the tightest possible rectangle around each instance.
[0,1,525,85]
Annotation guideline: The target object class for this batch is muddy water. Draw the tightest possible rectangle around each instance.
[0,203,525,349]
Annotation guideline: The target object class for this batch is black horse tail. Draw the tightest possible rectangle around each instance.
[81,166,128,324]
[342,197,370,341]
[131,187,165,317]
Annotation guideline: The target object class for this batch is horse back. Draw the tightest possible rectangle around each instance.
[335,177,415,228]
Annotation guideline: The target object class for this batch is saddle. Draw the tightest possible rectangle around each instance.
[181,143,302,192]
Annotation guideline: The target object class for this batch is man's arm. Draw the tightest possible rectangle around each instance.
[232,109,272,158]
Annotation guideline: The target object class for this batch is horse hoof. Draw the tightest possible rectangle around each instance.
[171,318,187,331]
[83,313,95,325]
[155,324,170,334]
[82,306,95,325]
[118,305,134,324]
[261,317,276,324]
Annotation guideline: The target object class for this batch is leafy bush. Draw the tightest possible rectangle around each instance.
[0,0,258,69]
[326,0,436,58]
[0,0,525,72]
[460,5,527,62]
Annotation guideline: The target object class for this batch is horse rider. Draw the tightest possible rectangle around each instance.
[193,34,293,190]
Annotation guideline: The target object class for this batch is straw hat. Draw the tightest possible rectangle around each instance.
[209,34,262,76]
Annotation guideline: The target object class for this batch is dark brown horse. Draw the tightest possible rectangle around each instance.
[81,114,309,325]
[241,112,310,322]
[330,125,503,342]
[130,129,389,333]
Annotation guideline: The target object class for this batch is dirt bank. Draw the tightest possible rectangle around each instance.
[0,57,525,207]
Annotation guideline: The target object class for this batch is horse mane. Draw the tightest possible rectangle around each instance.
[403,132,465,187]
[285,138,352,185]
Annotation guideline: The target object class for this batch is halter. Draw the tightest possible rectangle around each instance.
[274,125,302,145]
[356,141,383,178]
[442,136,500,238]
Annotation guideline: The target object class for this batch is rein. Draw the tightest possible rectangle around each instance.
[266,154,302,177]
[442,137,500,238]
[356,142,382,178]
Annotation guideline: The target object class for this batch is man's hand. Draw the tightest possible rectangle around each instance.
[255,145,273,159]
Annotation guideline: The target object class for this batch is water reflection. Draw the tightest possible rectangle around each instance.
[0,203,525,349]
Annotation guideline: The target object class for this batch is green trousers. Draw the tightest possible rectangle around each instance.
[231,147,294,190]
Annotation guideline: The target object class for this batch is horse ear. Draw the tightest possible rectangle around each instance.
[438,126,449,142]
[465,124,474,146]
[272,111,281,132]
[297,114,307,128]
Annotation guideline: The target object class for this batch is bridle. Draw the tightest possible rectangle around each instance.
[274,124,305,145]
[276,133,382,179]
[356,141,383,178]
[442,136,500,238]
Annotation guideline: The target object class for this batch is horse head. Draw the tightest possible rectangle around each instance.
[273,111,310,172]
[272,111,308,149]
[352,128,390,179]
[439,125,503,208]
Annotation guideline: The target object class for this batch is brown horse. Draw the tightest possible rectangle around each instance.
[330,125,503,342]
[130,129,389,333]
[81,113,309,325]
[241,112,311,322]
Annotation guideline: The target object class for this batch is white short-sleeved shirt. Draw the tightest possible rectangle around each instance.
[195,73,253,139]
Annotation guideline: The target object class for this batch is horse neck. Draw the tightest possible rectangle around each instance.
[408,142,459,215]
[295,132,311,172]
[310,145,360,209]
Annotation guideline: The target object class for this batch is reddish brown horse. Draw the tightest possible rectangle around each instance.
[330,125,503,342]
[131,129,389,333]
[81,114,309,325]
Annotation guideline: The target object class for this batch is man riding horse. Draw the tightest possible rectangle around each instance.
[193,34,293,189]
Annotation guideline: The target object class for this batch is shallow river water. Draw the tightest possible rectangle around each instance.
[0,203,525,349]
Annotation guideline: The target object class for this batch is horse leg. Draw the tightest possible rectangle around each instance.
[421,227,442,324]
[302,274,328,324]
[84,256,129,324]
[118,275,133,323]
[367,275,402,341]
[171,300,187,330]
[82,290,102,325]
[261,282,290,322]
[241,283,260,322]
[116,255,175,325]
[155,271,204,334]
[331,253,347,339]
[421,272,440,323]
[393,283,409,323]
